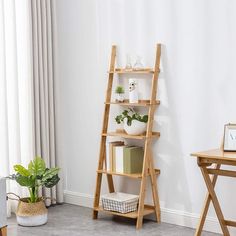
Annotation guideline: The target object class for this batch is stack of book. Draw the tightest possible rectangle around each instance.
[106,142,144,174]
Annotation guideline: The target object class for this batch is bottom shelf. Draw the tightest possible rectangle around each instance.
[94,205,155,219]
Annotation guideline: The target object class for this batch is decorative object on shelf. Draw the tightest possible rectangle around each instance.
[125,54,132,70]
[101,192,139,213]
[123,146,144,174]
[106,141,125,171]
[223,123,236,151]
[133,56,143,70]
[115,85,125,102]
[106,143,144,174]
[129,79,139,103]
[115,108,148,135]
[8,157,60,226]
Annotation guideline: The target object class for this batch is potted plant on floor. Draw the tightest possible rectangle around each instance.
[115,108,148,135]
[8,157,60,226]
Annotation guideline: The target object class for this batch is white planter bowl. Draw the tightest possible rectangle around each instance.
[124,118,147,135]
[116,94,124,102]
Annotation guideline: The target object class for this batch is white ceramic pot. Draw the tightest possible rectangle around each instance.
[123,118,147,135]
[116,93,124,102]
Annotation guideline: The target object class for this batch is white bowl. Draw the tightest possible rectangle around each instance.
[124,118,147,135]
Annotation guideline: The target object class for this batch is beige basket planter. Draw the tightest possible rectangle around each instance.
[16,198,48,226]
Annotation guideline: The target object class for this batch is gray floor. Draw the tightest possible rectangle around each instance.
[7,204,220,236]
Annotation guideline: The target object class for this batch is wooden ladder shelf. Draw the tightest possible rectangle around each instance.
[93,44,162,229]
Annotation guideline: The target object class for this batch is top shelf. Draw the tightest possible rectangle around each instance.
[108,68,158,74]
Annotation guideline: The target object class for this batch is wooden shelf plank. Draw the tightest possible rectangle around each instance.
[108,68,156,74]
[102,131,160,140]
[94,205,155,219]
[97,169,160,178]
[105,99,160,107]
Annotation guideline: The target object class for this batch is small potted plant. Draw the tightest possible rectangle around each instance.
[8,157,60,226]
[115,108,148,135]
[115,85,125,102]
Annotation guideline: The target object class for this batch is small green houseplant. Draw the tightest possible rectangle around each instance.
[115,108,148,135]
[8,157,60,226]
[115,108,148,126]
[115,85,125,102]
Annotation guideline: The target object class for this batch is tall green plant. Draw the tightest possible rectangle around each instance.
[9,157,60,203]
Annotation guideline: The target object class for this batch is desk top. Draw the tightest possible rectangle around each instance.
[191,149,236,162]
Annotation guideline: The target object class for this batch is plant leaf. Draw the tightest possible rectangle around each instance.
[14,165,30,177]
[28,157,46,176]
[15,174,35,187]
[42,167,60,182]
[43,174,60,188]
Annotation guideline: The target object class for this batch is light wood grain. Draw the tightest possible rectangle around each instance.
[0,227,7,236]
[191,148,236,161]
[93,45,116,219]
[225,220,236,227]
[102,131,160,140]
[194,164,220,236]
[93,44,162,229]
[105,99,160,106]
[200,166,230,236]
[94,205,155,219]
[97,169,160,179]
[108,68,157,74]
[136,44,161,229]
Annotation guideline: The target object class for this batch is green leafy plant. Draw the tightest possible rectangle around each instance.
[115,108,148,126]
[115,86,125,94]
[9,157,60,203]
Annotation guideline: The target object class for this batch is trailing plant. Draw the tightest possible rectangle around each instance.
[115,108,148,126]
[8,157,60,203]
[115,86,125,94]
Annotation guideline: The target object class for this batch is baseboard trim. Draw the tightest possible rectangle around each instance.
[64,190,221,234]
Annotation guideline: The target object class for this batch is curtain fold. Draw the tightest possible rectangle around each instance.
[31,0,63,205]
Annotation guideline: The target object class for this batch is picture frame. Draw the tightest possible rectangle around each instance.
[223,123,236,152]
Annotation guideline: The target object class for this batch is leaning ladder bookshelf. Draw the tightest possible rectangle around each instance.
[93,44,161,229]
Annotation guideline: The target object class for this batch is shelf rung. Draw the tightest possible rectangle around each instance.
[97,169,160,178]
[105,99,160,107]
[108,68,156,74]
[102,131,160,140]
[98,170,141,178]
[94,205,155,219]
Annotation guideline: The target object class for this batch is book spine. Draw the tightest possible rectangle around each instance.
[106,142,109,170]
[112,146,116,172]
[115,146,124,173]
[130,147,144,173]
[123,147,131,174]
[109,143,113,171]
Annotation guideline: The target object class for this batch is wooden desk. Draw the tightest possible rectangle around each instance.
[191,149,236,236]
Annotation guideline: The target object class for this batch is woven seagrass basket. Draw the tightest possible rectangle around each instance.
[8,193,48,227]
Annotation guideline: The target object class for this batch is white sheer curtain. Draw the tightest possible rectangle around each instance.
[0,0,34,214]
[0,0,63,214]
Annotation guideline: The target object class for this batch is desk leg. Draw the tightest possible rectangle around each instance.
[0,226,7,236]
[195,164,220,236]
[201,166,230,236]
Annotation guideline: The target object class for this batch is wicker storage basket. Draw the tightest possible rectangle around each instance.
[101,192,139,214]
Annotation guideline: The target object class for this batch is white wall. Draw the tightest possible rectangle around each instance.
[54,0,236,233]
